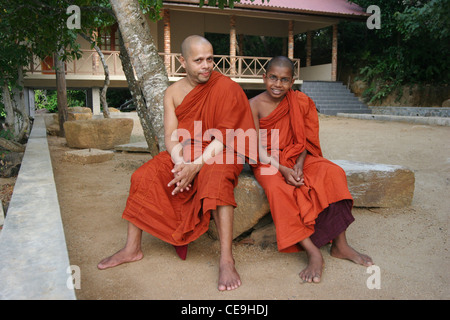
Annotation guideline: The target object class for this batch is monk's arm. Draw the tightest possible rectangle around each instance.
[293,149,307,177]
[164,87,184,165]
[249,99,271,165]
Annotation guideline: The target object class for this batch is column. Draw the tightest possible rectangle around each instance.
[288,20,294,59]
[331,24,338,82]
[306,31,312,67]
[230,15,236,76]
[91,87,101,115]
[163,9,171,74]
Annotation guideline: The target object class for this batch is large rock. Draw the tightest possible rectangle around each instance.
[208,166,270,240]
[64,118,134,150]
[244,160,415,248]
[332,160,415,208]
[209,160,415,242]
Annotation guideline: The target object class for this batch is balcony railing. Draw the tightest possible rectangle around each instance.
[27,49,300,80]
[28,49,123,76]
[160,53,300,79]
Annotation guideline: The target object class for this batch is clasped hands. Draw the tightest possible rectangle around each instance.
[279,163,304,187]
[168,161,202,195]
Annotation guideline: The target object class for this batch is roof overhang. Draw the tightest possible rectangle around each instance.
[163,0,369,21]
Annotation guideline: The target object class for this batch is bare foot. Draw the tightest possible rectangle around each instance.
[218,258,241,291]
[299,249,324,283]
[97,248,143,270]
[330,243,373,267]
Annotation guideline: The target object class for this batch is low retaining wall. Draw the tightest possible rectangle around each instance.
[370,106,450,117]
[337,113,450,126]
[0,115,76,300]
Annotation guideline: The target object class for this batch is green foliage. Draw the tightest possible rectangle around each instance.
[35,90,86,113]
[340,0,450,103]
[205,33,284,57]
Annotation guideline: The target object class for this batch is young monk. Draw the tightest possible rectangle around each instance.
[249,56,372,283]
[97,35,256,291]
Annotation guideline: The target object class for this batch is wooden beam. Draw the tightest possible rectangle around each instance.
[288,20,294,59]
[331,24,338,81]
[163,9,171,71]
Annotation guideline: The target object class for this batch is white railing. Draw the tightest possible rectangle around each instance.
[27,50,300,79]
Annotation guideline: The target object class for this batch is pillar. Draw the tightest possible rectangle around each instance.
[91,87,101,115]
[331,24,338,82]
[288,20,294,59]
[163,9,171,73]
[306,31,312,67]
[230,15,236,75]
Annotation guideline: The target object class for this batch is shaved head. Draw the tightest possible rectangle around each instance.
[181,35,213,58]
[266,56,295,78]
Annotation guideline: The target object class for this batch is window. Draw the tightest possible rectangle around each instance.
[98,24,119,51]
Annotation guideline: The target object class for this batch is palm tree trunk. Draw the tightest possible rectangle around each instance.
[110,0,168,152]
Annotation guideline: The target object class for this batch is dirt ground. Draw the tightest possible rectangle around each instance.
[44,115,449,300]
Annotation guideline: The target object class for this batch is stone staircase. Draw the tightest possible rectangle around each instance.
[300,81,372,115]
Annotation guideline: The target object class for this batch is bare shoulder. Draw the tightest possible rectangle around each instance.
[249,91,265,109]
[165,78,191,108]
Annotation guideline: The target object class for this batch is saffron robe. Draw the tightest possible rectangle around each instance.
[252,90,354,253]
[123,71,256,246]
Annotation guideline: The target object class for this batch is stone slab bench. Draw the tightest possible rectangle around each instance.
[0,116,76,300]
[209,160,415,241]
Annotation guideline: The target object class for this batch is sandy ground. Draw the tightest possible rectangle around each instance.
[46,115,449,300]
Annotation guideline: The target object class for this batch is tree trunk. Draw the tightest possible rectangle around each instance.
[11,67,30,142]
[80,33,110,118]
[0,137,25,153]
[118,31,159,156]
[55,49,68,137]
[1,84,15,132]
[110,0,168,152]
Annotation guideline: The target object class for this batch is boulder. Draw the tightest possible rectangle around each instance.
[69,106,92,114]
[244,222,277,248]
[208,166,270,240]
[442,99,450,108]
[64,118,134,150]
[209,160,415,243]
[332,160,415,208]
[64,149,114,164]
[67,112,92,121]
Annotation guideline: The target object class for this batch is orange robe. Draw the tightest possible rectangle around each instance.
[122,71,256,247]
[252,90,353,253]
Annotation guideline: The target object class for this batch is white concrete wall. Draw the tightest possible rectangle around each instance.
[299,63,332,81]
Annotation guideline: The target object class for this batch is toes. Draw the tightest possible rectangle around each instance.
[218,279,241,291]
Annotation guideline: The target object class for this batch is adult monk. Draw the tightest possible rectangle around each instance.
[249,56,372,283]
[97,35,256,291]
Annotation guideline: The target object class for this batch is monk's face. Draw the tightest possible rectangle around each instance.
[181,42,214,85]
[263,65,294,101]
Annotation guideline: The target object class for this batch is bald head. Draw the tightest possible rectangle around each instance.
[266,56,295,78]
[181,35,213,59]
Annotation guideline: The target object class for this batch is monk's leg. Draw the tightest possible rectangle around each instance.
[298,237,323,283]
[330,231,373,266]
[97,222,144,270]
[212,205,241,291]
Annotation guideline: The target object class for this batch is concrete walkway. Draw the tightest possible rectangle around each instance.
[0,116,76,300]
